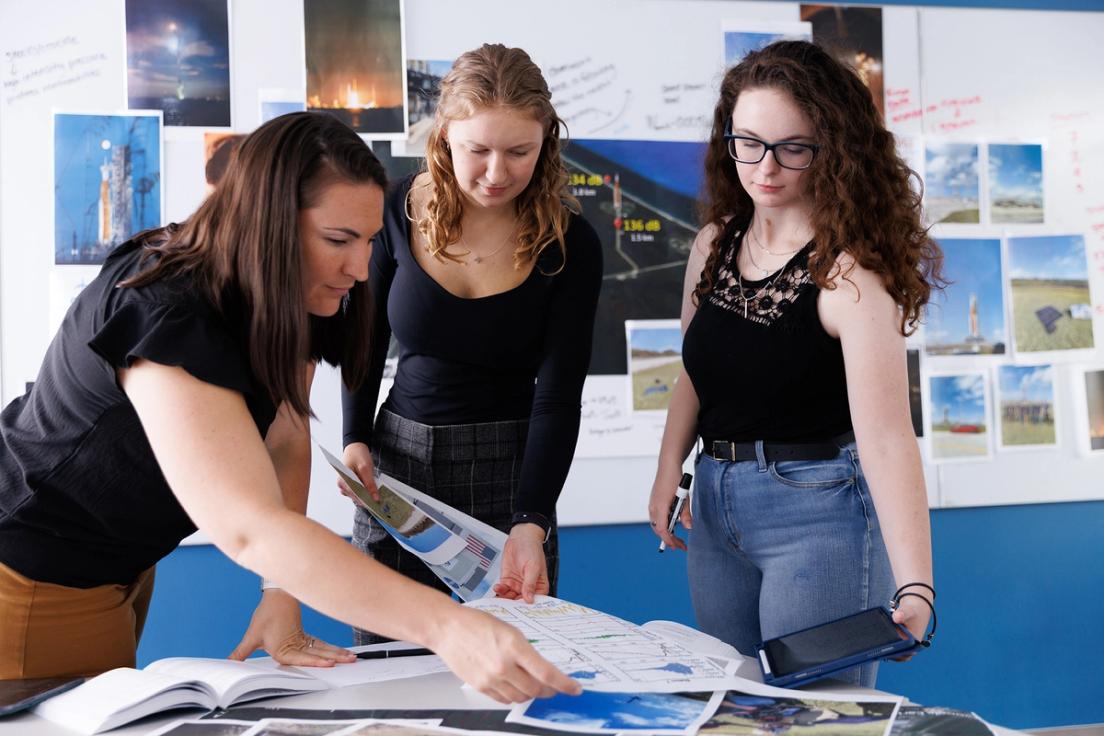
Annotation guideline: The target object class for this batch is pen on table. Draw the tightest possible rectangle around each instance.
[356,647,435,660]
[658,472,693,553]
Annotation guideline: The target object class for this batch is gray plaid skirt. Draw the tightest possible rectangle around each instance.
[352,408,559,645]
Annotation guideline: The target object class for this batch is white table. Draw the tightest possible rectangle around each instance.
[0,660,1024,735]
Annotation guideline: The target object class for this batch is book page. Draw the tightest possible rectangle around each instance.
[146,658,326,707]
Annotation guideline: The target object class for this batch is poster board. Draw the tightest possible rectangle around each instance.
[2,1,1103,539]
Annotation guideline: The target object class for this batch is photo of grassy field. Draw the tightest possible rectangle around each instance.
[1010,279,1094,352]
[1008,234,1094,354]
[627,320,682,412]
[997,364,1056,448]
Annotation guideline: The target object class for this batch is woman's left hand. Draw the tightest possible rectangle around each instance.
[229,589,356,666]
[890,595,932,662]
[493,523,550,604]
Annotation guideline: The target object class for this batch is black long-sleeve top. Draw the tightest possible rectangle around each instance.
[342,175,603,519]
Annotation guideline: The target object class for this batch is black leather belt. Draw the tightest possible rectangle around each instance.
[704,431,856,463]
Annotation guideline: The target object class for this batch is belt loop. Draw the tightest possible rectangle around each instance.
[754,440,767,472]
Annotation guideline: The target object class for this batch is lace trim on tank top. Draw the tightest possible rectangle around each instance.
[707,230,814,326]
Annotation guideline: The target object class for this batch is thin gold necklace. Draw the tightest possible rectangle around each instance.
[456,224,517,266]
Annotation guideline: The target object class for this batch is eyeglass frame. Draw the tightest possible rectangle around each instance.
[722,119,820,171]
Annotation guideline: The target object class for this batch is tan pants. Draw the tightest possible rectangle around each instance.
[0,561,155,680]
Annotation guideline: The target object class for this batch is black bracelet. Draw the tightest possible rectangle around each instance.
[894,582,936,601]
[891,591,937,647]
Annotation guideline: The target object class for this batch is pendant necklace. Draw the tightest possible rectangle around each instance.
[457,221,517,266]
[736,268,782,320]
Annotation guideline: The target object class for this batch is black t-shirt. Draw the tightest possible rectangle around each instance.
[342,175,603,518]
[0,238,277,588]
[683,220,853,443]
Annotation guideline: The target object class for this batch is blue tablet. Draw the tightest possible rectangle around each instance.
[757,606,918,689]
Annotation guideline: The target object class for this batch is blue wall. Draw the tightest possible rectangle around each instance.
[139,501,1104,731]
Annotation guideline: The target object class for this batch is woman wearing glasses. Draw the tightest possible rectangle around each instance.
[647,40,942,686]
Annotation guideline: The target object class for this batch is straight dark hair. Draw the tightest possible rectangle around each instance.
[124,112,388,416]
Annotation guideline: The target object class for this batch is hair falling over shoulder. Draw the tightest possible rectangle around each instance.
[419,43,577,271]
[696,40,944,335]
[122,112,388,416]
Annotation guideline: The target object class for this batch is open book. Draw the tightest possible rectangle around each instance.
[33,657,328,734]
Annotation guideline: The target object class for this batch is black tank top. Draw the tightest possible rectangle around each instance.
[682,219,853,443]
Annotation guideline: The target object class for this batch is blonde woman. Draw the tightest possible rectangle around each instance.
[341,44,602,641]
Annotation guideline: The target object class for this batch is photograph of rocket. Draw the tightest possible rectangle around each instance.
[125,0,232,127]
[54,112,162,265]
[304,0,407,136]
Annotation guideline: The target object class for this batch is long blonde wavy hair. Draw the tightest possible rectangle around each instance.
[417,43,577,270]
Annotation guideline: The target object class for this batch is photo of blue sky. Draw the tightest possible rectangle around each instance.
[989,144,1042,199]
[521,690,709,732]
[924,238,1005,354]
[924,142,980,223]
[1007,234,1088,281]
[930,374,987,425]
[999,365,1054,403]
[724,28,811,66]
[54,113,161,265]
[629,325,681,355]
[725,32,783,66]
[925,143,979,199]
[260,100,305,123]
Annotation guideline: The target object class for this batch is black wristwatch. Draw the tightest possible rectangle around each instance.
[511,511,552,543]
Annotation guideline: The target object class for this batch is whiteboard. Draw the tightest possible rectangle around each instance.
[2,1,1103,544]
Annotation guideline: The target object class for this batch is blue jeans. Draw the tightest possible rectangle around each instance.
[687,442,894,687]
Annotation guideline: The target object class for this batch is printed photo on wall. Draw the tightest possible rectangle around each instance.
[927,372,992,462]
[626,319,683,413]
[924,238,1006,355]
[392,59,453,157]
[258,88,306,124]
[1080,367,1104,454]
[800,5,884,119]
[923,142,980,224]
[304,0,407,138]
[721,20,811,67]
[125,0,232,128]
[988,143,1044,224]
[1007,234,1094,355]
[203,132,245,193]
[907,349,923,437]
[565,139,703,374]
[54,111,162,265]
[996,364,1057,450]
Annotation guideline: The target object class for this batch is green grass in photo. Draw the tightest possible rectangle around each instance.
[1001,418,1056,446]
[1011,279,1094,352]
[941,208,980,223]
[631,359,681,411]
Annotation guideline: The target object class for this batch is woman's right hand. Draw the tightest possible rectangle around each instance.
[431,606,581,704]
[340,442,380,503]
[648,465,691,552]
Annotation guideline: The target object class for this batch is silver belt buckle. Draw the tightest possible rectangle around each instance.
[713,440,735,462]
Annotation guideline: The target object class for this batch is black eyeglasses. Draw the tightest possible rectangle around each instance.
[723,121,819,170]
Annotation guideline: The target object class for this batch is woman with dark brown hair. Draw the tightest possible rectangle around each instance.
[647,41,942,687]
[0,111,579,704]
[341,44,602,637]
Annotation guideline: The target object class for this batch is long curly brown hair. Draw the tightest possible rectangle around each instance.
[418,43,577,270]
[697,40,942,334]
